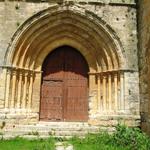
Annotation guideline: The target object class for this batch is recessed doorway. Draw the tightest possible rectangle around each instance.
[40,46,89,122]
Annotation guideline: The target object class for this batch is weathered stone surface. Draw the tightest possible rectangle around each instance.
[0,0,142,136]
[139,0,150,134]
[55,142,73,150]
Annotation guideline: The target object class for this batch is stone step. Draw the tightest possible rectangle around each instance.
[1,127,115,139]
[5,124,99,130]
[3,126,100,134]
[6,125,115,132]
[55,142,74,150]
[1,135,73,140]
[10,126,99,131]
[4,129,99,134]
[2,126,101,138]
[35,122,89,128]
[4,130,92,136]
[38,121,89,126]
[6,123,90,129]
[1,122,116,139]
[4,125,114,133]
[4,123,100,132]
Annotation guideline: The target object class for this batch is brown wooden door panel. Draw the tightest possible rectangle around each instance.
[65,85,88,121]
[40,80,63,121]
[40,46,89,122]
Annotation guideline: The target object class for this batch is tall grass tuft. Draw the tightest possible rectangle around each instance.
[69,124,150,150]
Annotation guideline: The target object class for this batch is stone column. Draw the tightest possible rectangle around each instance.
[114,73,118,111]
[108,73,112,111]
[5,69,11,108]
[124,72,129,111]
[32,72,42,113]
[89,74,97,113]
[22,71,28,109]
[89,74,96,90]
[11,69,17,108]
[103,75,107,111]
[28,72,34,109]
[17,70,22,108]
[120,71,125,111]
[97,74,101,111]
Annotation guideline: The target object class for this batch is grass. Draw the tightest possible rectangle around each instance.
[68,124,150,150]
[0,125,150,150]
[0,137,55,150]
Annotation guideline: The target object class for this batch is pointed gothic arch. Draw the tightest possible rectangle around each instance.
[3,4,127,122]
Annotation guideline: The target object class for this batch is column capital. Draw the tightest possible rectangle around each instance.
[103,74,107,79]
[6,68,12,75]
[22,71,28,77]
[119,71,124,77]
[114,72,119,77]
[11,69,17,76]
[28,71,35,78]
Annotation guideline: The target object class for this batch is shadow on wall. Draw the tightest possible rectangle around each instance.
[140,37,150,134]
[146,38,150,118]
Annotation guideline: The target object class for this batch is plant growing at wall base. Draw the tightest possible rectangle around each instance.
[111,124,150,150]
[28,131,39,136]
[68,124,150,150]
[0,121,5,129]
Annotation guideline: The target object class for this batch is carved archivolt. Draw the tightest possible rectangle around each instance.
[3,4,127,115]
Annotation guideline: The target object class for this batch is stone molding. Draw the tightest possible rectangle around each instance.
[5,3,126,70]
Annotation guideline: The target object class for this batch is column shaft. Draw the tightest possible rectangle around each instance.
[97,74,101,111]
[22,73,28,108]
[108,74,112,111]
[28,73,34,109]
[120,72,125,110]
[114,73,118,111]
[103,75,107,111]
[11,71,17,108]
[5,70,11,108]
[17,72,22,108]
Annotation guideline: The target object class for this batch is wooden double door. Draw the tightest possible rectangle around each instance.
[40,46,89,121]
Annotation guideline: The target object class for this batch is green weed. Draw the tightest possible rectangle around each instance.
[68,124,150,150]
[0,125,150,150]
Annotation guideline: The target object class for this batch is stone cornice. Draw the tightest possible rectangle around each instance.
[1,0,136,6]
[88,69,139,75]
[0,65,42,73]
[64,0,136,6]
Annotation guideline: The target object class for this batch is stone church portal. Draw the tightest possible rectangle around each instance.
[0,1,143,137]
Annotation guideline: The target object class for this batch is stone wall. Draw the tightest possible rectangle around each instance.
[139,0,150,134]
[0,0,140,130]
[0,0,138,68]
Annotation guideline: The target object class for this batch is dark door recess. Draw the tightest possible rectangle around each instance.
[40,46,89,122]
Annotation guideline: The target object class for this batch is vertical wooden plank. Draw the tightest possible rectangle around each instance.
[40,47,64,121]
[65,47,88,121]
